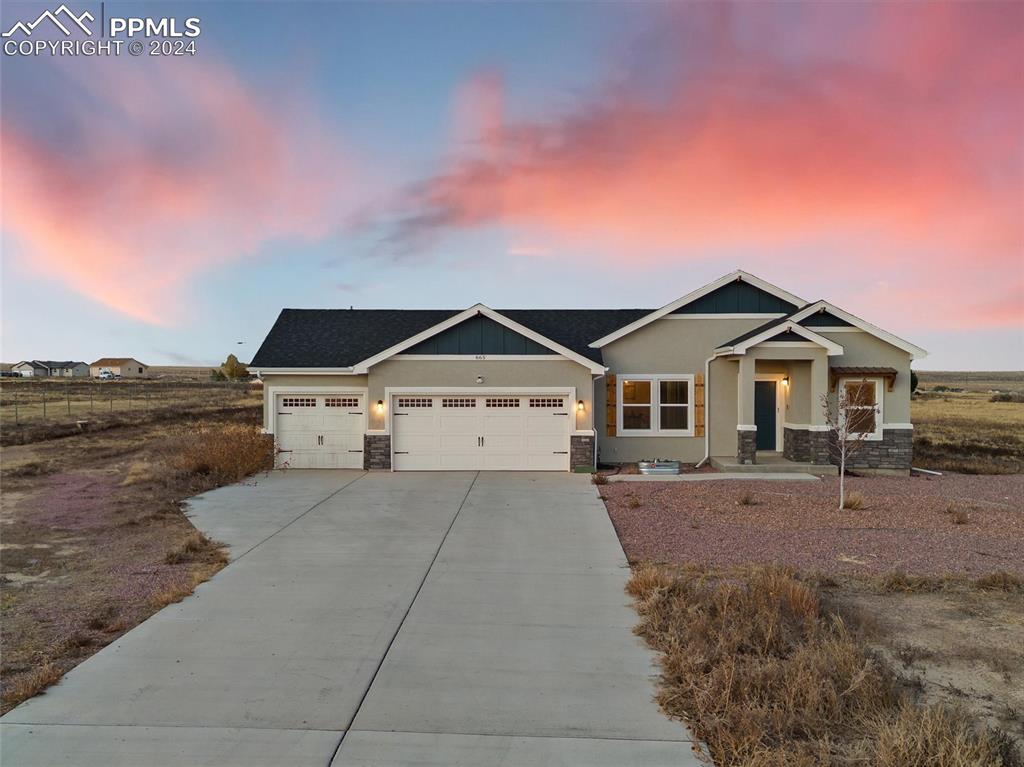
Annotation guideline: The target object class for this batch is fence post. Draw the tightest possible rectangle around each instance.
[90,386,94,413]
[42,387,47,418]
[110,389,113,412]
[66,383,71,416]
[128,385,132,411]
[14,390,18,424]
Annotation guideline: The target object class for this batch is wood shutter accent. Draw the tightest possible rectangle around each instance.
[694,373,705,437]
[606,374,617,436]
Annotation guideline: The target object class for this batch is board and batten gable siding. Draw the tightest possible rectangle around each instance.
[670,280,798,315]
[597,316,768,463]
[816,331,913,424]
[404,314,551,356]
[366,358,594,432]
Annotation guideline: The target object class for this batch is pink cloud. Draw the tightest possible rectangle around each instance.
[2,57,351,323]
[384,3,1023,331]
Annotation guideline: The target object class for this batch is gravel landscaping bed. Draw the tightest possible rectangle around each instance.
[602,473,1023,575]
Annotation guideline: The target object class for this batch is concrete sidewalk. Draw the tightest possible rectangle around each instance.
[1,471,697,766]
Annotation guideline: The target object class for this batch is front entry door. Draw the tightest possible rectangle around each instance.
[754,381,778,451]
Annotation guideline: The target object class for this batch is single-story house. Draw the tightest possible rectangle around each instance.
[11,360,89,377]
[250,271,925,473]
[89,358,149,378]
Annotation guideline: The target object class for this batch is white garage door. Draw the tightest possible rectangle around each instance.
[275,394,365,469]
[392,394,570,471]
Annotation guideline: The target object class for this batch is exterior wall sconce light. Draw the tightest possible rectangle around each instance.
[476,375,484,384]
[782,376,790,387]
[577,399,585,412]
[376,399,384,413]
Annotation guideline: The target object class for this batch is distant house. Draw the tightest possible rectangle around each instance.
[11,360,89,377]
[90,358,149,378]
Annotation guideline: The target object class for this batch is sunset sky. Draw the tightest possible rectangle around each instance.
[2,1,1022,370]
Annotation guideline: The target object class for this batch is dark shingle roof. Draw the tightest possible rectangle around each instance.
[249,308,651,368]
[717,307,808,348]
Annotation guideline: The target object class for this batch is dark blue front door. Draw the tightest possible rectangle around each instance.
[754,381,777,450]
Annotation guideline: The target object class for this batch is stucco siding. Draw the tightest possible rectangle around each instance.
[366,358,594,432]
[818,331,913,424]
[261,374,369,431]
[598,317,766,463]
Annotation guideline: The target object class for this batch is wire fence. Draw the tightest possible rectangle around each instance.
[0,379,259,426]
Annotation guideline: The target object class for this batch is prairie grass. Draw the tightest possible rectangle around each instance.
[164,532,227,566]
[911,391,1024,474]
[627,565,1015,767]
[843,491,865,510]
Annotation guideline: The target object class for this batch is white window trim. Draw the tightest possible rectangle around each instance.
[617,374,695,437]
[838,377,884,442]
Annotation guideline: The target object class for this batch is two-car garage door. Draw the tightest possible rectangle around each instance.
[392,394,571,471]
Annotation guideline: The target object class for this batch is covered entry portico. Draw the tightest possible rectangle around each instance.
[714,321,843,469]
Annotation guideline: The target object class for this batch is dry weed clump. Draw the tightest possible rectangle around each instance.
[627,565,1014,767]
[974,571,1024,592]
[170,424,273,484]
[843,491,865,510]
[0,663,63,710]
[164,532,227,566]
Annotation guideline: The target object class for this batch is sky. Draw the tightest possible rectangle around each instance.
[2,1,1022,370]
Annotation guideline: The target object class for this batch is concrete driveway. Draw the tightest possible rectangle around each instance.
[1,471,697,766]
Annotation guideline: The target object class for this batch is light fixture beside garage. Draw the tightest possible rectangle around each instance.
[577,399,585,412]
[476,375,485,384]
[376,399,384,413]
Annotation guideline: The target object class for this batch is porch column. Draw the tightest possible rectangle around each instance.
[809,352,831,464]
[736,355,757,464]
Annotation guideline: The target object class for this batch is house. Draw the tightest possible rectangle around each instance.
[89,358,149,378]
[250,271,925,473]
[11,360,89,377]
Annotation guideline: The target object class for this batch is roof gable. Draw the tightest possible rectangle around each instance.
[789,301,927,359]
[798,308,853,327]
[589,271,807,348]
[91,357,146,367]
[717,320,844,356]
[671,279,799,315]
[405,314,551,355]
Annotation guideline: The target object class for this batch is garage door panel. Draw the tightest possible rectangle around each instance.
[275,394,364,469]
[392,393,569,472]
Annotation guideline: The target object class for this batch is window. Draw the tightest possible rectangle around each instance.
[397,397,432,408]
[529,397,564,408]
[325,397,359,408]
[442,398,476,408]
[485,397,520,408]
[618,375,694,436]
[840,378,882,440]
[282,397,316,408]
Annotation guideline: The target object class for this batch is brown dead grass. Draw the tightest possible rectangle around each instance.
[169,424,273,485]
[628,565,1017,767]
[0,663,63,710]
[164,532,227,566]
[843,491,865,510]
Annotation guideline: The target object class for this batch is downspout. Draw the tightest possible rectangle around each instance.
[695,354,714,468]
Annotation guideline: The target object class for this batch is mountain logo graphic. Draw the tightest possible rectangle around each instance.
[2,4,94,37]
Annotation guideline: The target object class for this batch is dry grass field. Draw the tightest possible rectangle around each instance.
[912,371,1024,474]
[0,393,273,713]
[0,379,259,446]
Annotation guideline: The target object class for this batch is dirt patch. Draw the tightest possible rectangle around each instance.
[602,474,1023,575]
[0,403,268,713]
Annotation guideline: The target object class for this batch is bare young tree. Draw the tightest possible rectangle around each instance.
[820,379,878,509]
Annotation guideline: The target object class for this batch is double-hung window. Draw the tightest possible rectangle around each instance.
[839,377,883,441]
[618,375,694,436]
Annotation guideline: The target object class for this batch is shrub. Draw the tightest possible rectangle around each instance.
[591,473,608,485]
[990,392,1024,403]
[164,532,226,565]
[843,491,865,510]
[170,424,273,484]
[737,491,758,506]
[950,510,969,525]
[974,571,1024,592]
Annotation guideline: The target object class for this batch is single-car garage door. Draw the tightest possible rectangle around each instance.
[392,394,571,471]
[275,394,365,469]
